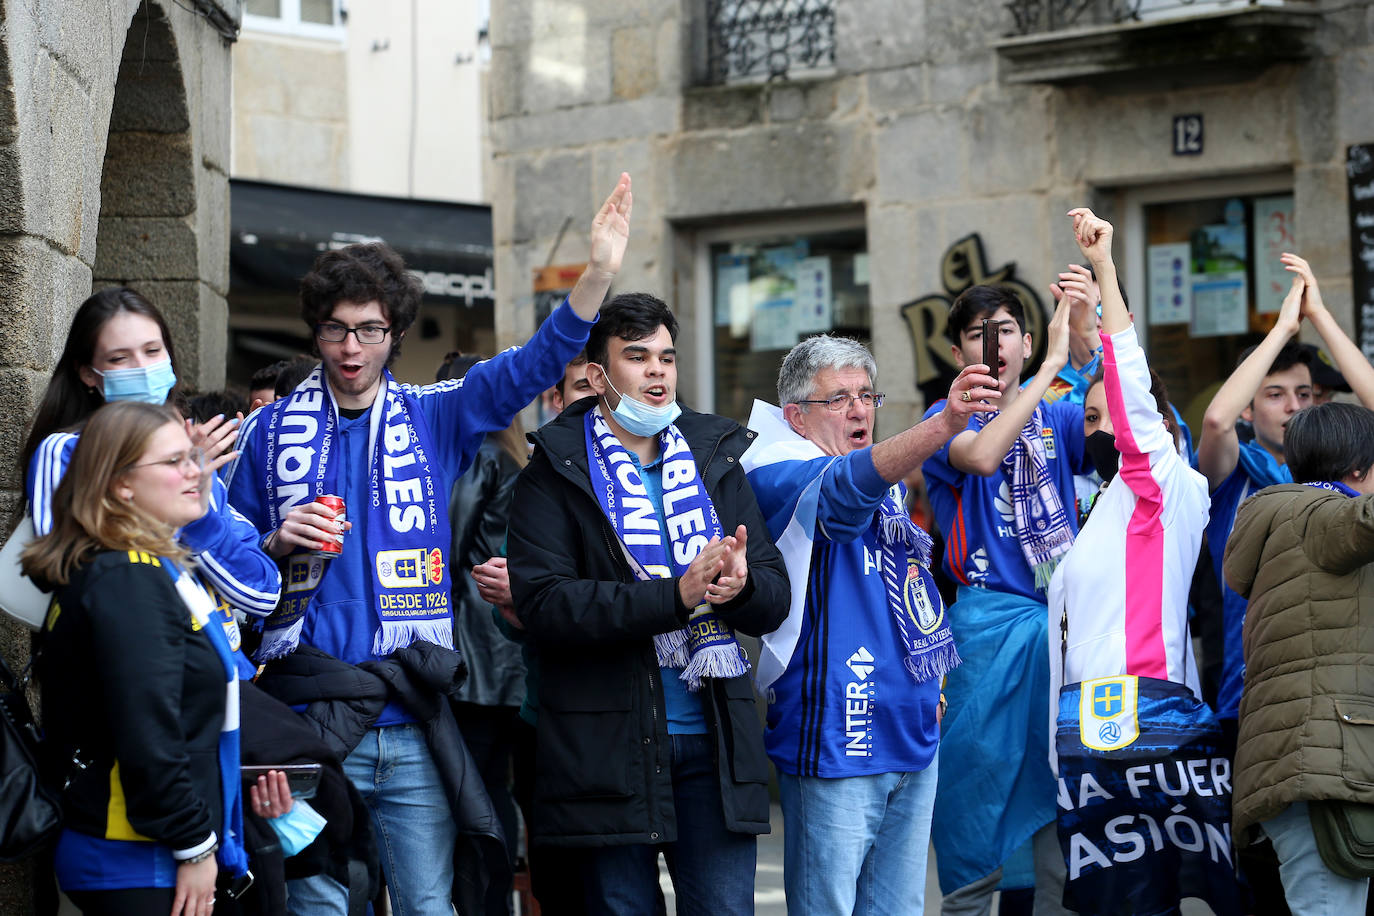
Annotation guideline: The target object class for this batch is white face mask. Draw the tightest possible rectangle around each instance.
[600,373,681,437]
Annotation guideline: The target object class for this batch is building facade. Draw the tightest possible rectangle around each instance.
[228,0,496,385]
[0,1,238,907]
[488,0,1373,437]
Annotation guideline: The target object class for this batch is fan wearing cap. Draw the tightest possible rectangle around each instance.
[1197,252,1374,731]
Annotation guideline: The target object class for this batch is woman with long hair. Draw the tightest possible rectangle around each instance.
[22,287,280,625]
[24,401,274,915]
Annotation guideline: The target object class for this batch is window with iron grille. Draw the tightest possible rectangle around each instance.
[703,0,836,85]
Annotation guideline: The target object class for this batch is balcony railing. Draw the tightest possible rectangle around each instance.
[1006,0,1283,36]
[703,0,836,85]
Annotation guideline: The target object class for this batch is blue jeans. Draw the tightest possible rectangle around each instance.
[778,752,939,916]
[288,724,457,916]
[582,733,756,916]
[1260,801,1370,916]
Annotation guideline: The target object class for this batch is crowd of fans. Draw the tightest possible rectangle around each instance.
[6,174,1373,916]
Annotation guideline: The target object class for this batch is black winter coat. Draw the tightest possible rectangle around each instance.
[255,642,510,915]
[507,400,789,847]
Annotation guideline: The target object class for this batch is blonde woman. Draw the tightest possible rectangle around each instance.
[23,401,276,916]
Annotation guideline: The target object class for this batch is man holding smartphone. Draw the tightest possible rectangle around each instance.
[920,286,1085,915]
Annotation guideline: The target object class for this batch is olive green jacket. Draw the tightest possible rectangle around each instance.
[1223,483,1374,840]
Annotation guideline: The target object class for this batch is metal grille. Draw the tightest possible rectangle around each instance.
[704,0,836,84]
[1006,0,1273,36]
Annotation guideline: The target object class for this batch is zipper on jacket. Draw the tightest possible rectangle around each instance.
[601,523,664,783]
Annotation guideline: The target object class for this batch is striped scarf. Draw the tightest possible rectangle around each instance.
[1001,405,1075,591]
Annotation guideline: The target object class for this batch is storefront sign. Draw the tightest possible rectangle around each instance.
[1348,144,1374,362]
[900,234,1048,407]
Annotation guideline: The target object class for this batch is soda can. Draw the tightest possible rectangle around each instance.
[313,495,346,559]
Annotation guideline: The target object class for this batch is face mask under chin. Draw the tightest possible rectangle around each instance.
[601,373,681,438]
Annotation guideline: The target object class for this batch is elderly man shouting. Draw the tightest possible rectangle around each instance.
[742,336,997,915]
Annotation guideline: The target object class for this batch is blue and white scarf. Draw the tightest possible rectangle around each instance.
[253,367,452,660]
[876,489,961,683]
[584,406,748,691]
[169,565,249,877]
[1305,480,1359,498]
[1002,405,1075,591]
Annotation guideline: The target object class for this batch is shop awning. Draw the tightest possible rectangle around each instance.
[229,179,493,307]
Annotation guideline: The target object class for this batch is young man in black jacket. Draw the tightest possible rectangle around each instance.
[508,292,789,916]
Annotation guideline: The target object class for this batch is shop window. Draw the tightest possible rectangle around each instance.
[708,229,868,423]
[1143,193,1294,432]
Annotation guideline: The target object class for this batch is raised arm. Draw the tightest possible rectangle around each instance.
[1197,276,1304,490]
[870,364,998,483]
[1070,208,1176,469]
[1285,252,1374,409]
[947,295,1073,475]
[568,172,632,322]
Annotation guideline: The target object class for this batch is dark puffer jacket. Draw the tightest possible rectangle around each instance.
[1223,483,1374,839]
[507,399,789,847]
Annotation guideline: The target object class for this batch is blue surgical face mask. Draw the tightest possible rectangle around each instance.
[601,372,681,438]
[266,799,327,857]
[91,358,177,404]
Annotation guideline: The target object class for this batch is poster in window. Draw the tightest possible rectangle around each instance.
[715,253,751,333]
[1147,243,1191,326]
[1254,196,1295,314]
[794,256,833,333]
[751,297,798,351]
[1190,272,1248,338]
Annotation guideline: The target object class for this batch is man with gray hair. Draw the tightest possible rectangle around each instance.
[741,335,997,915]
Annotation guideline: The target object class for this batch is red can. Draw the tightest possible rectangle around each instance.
[313,495,346,558]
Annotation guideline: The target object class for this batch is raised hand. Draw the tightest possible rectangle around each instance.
[1281,252,1325,317]
[944,364,1001,416]
[589,172,633,281]
[1068,207,1113,265]
[1275,271,1305,338]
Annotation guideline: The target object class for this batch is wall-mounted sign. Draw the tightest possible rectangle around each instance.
[900,234,1048,408]
[1172,114,1204,156]
[1348,144,1374,362]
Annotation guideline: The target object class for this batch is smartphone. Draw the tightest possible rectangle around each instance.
[981,318,1003,381]
[241,763,321,799]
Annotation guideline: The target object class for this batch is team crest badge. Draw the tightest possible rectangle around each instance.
[1079,675,1139,751]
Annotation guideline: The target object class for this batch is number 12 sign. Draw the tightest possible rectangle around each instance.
[1173,114,1204,156]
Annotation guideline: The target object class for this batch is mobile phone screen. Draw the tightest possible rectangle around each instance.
[981,318,1002,381]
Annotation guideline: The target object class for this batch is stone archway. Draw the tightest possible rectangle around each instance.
[94,1,217,388]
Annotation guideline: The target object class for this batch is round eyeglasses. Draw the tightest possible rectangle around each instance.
[129,447,206,473]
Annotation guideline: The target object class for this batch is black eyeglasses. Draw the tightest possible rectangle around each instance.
[316,323,391,345]
[795,392,885,412]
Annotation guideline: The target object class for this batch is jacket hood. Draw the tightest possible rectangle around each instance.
[1224,483,1319,600]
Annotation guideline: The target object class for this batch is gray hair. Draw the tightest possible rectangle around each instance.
[777,335,878,406]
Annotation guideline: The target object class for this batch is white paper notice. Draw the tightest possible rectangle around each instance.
[1147,243,1192,326]
[751,298,798,351]
[1254,196,1296,314]
[1190,271,1249,338]
[794,256,833,333]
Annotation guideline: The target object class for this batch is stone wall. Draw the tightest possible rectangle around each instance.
[0,1,235,907]
[489,0,1374,435]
